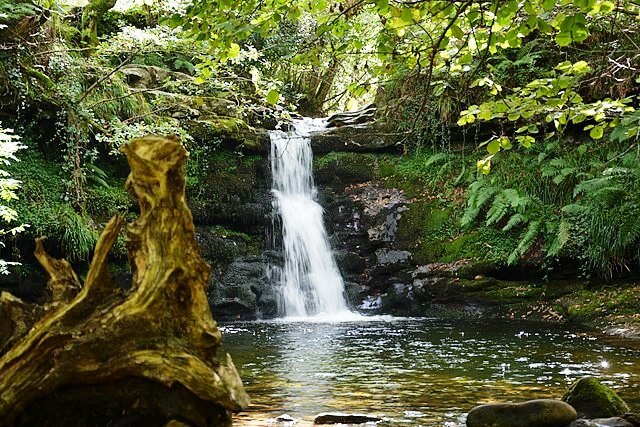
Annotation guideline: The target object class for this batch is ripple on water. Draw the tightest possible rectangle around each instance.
[223,318,640,426]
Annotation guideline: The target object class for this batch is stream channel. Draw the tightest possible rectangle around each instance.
[223,318,640,426]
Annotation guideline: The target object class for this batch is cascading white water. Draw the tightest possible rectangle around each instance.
[269,118,348,318]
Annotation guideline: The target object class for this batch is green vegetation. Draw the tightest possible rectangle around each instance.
[0,0,639,283]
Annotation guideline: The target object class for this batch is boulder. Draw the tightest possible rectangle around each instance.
[466,399,577,427]
[275,413,295,423]
[120,64,191,88]
[562,377,630,418]
[313,412,382,424]
[207,256,277,319]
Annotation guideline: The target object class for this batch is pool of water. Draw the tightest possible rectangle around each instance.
[220,318,640,426]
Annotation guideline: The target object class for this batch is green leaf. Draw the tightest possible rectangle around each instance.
[487,139,501,155]
[542,0,555,11]
[266,89,280,105]
[228,42,241,59]
[590,125,604,139]
[599,1,615,13]
[400,8,413,23]
[450,25,464,39]
[500,137,513,150]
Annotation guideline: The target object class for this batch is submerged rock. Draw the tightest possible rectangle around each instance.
[466,399,577,427]
[562,377,630,418]
[314,412,382,424]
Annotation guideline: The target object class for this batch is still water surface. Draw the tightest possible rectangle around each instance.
[221,318,640,426]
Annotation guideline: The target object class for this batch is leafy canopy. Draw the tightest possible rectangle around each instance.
[172,0,639,164]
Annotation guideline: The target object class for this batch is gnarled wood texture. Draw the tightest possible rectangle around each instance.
[0,136,248,426]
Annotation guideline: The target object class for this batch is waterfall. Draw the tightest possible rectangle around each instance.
[269,118,348,318]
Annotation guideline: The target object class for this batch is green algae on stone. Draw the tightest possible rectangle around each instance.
[562,377,630,418]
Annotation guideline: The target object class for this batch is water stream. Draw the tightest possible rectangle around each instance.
[223,319,640,426]
[269,118,348,318]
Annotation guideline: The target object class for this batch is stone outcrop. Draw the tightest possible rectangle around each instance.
[311,124,402,153]
[208,256,277,320]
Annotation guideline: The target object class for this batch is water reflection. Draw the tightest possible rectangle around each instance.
[222,319,640,426]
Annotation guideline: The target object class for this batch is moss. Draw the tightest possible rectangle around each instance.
[563,287,640,322]
[85,180,132,220]
[562,377,629,418]
[483,282,545,301]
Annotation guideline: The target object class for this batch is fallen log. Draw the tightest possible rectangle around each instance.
[0,136,249,426]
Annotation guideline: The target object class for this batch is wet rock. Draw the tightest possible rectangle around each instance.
[412,260,475,279]
[313,412,382,424]
[466,399,577,427]
[562,377,630,418]
[121,64,191,88]
[275,414,295,423]
[375,249,412,268]
[591,418,634,427]
[343,281,364,307]
[195,230,244,264]
[190,199,271,231]
[314,153,377,189]
[569,418,635,427]
[335,250,367,276]
[208,257,277,319]
[622,413,640,427]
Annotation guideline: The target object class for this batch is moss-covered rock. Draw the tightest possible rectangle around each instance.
[186,117,270,151]
[562,377,630,418]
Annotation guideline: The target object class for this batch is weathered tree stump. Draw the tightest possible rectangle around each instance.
[0,136,249,426]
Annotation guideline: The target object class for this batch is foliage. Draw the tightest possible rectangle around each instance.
[53,204,99,262]
[460,140,640,277]
[0,0,39,26]
[0,124,26,274]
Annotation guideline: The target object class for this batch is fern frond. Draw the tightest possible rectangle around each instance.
[485,191,510,226]
[508,220,541,265]
[547,219,570,257]
[424,152,450,168]
[462,182,497,226]
[502,213,525,231]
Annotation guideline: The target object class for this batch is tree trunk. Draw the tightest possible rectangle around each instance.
[0,136,249,426]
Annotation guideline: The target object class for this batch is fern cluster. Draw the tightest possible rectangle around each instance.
[462,178,552,265]
[462,143,640,278]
